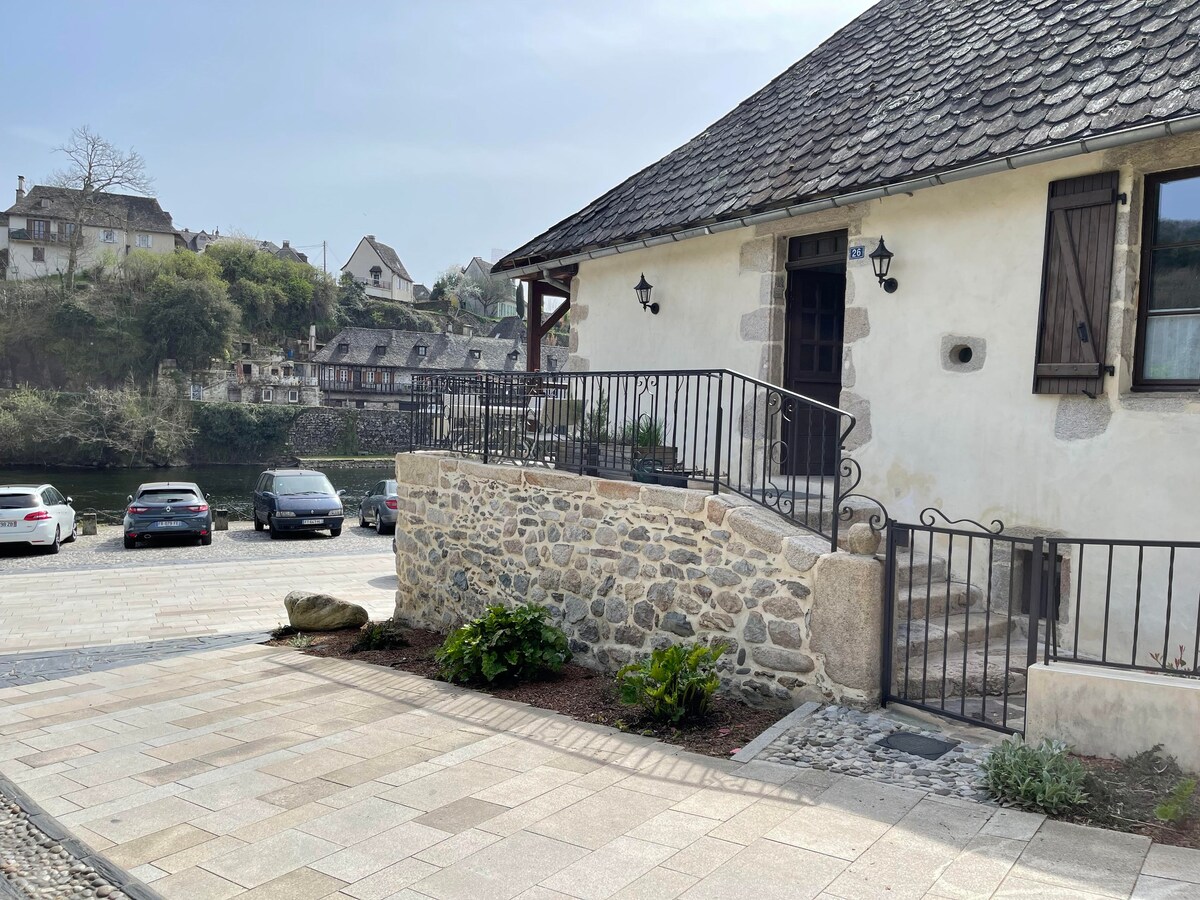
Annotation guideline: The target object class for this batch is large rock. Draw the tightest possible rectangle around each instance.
[284,591,369,631]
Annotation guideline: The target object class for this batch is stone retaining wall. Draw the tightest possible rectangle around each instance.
[392,453,884,707]
[288,408,411,456]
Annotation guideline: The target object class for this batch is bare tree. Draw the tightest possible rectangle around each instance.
[50,126,154,290]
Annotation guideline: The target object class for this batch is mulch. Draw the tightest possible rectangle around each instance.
[266,624,783,759]
[1063,752,1200,849]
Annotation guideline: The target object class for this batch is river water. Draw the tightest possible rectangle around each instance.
[0,463,394,521]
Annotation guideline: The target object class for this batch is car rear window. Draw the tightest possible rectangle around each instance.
[137,489,200,503]
[0,494,38,509]
[274,474,335,496]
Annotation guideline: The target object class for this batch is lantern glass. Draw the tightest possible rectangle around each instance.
[869,238,893,281]
[634,273,653,307]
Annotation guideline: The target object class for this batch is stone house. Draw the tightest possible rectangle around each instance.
[494,0,1200,552]
[189,336,321,406]
[341,235,414,302]
[1,178,176,280]
[458,257,519,318]
[313,326,568,409]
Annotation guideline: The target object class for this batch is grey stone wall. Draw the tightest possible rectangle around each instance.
[287,408,412,456]
[392,453,884,708]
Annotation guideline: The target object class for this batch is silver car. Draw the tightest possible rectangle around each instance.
[358,479,398,535]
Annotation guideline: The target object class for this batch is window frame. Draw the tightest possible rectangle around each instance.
[135,233,152,249]
[101,229,117,243]
[32,246,45,263]
[262,387,274,402]
[1134,165,1200,390]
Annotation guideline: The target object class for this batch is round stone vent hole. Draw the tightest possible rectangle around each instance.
[874,733,960,760]
[953,345,973,364]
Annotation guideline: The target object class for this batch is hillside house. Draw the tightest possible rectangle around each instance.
[1,178,175,280]
[341,235,414,302]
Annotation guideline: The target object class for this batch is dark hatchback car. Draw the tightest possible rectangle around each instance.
[124,482,212,549]
[358,479,398,534]
[252,469,345,539]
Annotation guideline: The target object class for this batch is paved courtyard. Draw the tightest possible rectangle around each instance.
[0,554,1197,899]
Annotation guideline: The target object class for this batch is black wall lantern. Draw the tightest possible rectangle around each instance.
[635,273,659,314]
[869,237,898,293]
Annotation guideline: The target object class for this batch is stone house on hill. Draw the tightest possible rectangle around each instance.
[341,235,414,302]
[2,178,176,280]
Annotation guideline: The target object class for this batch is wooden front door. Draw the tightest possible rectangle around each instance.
[784,232,847,476]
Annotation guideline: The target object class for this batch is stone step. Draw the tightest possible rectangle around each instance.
[889,548,949,587]
[892,639,1029,701]
[896,581,983,619]
[895,610,1013,659]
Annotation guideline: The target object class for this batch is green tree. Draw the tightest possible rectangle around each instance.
[140,274,239,372]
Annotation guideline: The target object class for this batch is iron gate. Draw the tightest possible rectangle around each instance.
[882,510,1044,734]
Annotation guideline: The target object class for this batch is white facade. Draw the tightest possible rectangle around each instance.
[2,216,173,280]
[341,236,413,302]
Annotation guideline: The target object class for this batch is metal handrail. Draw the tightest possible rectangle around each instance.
[406,367,862,550]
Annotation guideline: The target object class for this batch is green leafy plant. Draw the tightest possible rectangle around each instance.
[287,632,314,649]
[620,416,665,448]
[982,738,1088,815]
[617,644,725,724]
[436,603,571,684]
[352,619,409,653]
[1154,777,1197,824]
[579,390,611,443]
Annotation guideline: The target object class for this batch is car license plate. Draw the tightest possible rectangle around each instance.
[0,521,15,528]
[156,521,184,528]
[302,518,323,525]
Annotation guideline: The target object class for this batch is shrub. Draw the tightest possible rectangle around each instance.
[287,632,314,649]
[982,738,1088,814]
[1154,777,1197,824]
[352,619,409,653]
[436,603,571,684]
[617,644,724,724]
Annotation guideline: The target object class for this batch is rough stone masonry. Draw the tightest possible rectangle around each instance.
[392,453,884,707]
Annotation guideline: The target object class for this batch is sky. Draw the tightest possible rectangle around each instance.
[0,0,875,286]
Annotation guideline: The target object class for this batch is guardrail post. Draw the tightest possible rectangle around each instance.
[1027,536,1044,668]
[481,376,491,465]
[880,519,898,706]
[712,399,723,496]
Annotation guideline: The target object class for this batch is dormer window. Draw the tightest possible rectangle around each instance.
[469,349,482,361]
[374,344,387,355]
[337,342,349,353]
[38,198,50,209]
[370,266,382,286]
[415,344,428,357]
[546,358,557,372]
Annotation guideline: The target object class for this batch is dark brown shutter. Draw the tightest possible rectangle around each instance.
[1032,171,1120,395]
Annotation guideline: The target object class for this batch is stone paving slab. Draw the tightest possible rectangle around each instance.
[0,643,1195,900]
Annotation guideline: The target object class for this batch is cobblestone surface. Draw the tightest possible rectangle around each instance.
[0,521,392,574]
[0,796,129,900]
[760,705,994,801]
[0,632,267,688]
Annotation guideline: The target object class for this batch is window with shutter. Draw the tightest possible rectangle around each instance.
[1032,171,1120,396]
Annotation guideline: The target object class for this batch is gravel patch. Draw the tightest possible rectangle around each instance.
[0,781,157,900]
[0,521,393,573]
[759,704,993,801]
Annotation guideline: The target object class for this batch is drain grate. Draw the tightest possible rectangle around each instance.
[874,732,960,760]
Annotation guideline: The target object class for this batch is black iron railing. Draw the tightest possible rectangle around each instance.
[1043,537,1200,678]
[408,369,859,549]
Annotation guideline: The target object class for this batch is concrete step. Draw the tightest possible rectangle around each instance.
[896,610,1013,659]
[892,638,1028,701]
[896,581,983,619]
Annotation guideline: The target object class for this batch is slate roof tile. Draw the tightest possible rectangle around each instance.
[497,0,1200,274]
[4,186,174,233]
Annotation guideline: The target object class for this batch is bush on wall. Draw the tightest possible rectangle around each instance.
[189,401,301,463]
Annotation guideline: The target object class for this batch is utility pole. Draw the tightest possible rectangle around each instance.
[322,241,327,275]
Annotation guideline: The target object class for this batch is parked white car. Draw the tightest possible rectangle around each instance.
[0,485,77,554]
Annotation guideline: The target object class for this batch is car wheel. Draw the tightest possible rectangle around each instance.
[374,516,385,535]
[200,533,212,546]
[330,527,342,538]
[268,517,281,540]
[124,536,137,550]
[45,527,61,555]
[63,521,77,543]
[254,513,264,532]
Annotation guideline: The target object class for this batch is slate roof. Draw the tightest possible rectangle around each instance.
[364,237,413,282]
[496,0,1200,273]
[5,185,175,233]
[413,283,431,302]
[312,327,568,373]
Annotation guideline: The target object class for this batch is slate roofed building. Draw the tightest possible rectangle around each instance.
[312,326,568,409]
[492,0,1200,624]
[2,178,176,279]
[341,235,414,303]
